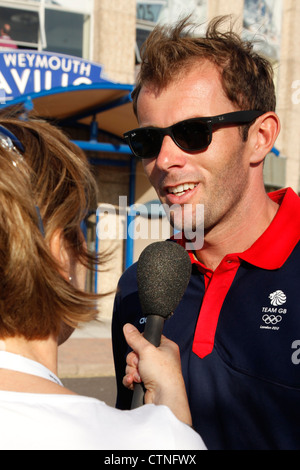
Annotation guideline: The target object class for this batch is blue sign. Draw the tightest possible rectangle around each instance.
[0,50,107,103]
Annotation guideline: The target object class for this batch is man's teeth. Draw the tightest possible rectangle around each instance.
[168,183,197,195]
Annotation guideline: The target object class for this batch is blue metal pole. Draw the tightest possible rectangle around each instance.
[125,157,136,269]
[94,209,100,294]
[71,140,131,154]
[72,136,136,272]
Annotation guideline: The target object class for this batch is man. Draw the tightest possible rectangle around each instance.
[112,16,300,450]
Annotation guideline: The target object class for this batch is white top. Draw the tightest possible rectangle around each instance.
[0,352,206,450]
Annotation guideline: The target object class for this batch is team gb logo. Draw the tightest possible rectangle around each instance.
[269,290,287,306]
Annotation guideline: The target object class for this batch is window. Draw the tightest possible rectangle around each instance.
[0,6,43,50]
[0,1,92,58]
[44,9,90,58]
[136,1,167,63]
[135,1,208,64]
[243,0,283,61]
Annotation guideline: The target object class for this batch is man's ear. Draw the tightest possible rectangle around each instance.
[249,112,281,165]
[49,229,71,280]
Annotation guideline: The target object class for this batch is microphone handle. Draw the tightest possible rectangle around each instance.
[130,315,165,410]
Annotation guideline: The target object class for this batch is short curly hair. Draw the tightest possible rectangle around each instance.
[132,15,276,138]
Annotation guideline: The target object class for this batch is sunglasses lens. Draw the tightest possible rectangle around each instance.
[126,119,211,158]
[173,120,211,151]
[128,128,162,158]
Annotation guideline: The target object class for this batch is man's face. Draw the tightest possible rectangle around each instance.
[137,61,252,238]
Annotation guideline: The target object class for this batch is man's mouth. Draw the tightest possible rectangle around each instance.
[167,183,198,197]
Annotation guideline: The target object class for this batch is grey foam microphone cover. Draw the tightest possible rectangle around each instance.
[131,241,192,410]
[136,241,192,319]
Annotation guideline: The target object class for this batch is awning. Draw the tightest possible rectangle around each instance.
[2,82,138,140]
[0,50,138,138]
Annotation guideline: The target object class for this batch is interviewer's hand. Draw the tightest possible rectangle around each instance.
[123,323,192,426]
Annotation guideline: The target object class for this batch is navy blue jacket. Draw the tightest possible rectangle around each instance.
[112,188,300,450]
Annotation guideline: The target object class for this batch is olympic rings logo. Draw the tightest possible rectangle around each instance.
[262,314,282,325]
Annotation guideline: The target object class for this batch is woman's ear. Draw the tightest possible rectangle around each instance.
[49,229,71,280]
[49,229,87,291]
[249,112,281,165]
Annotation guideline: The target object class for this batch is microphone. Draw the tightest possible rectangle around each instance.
[130,241,192,409]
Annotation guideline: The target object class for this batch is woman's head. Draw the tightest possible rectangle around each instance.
[0,111,98,340]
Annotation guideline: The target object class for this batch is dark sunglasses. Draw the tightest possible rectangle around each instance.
[124,110,264,159]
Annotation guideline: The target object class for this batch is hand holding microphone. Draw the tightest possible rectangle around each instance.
[123,323,193,426]
[127,241,192,409]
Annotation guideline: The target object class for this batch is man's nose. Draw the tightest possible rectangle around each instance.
[155,136,187,171]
